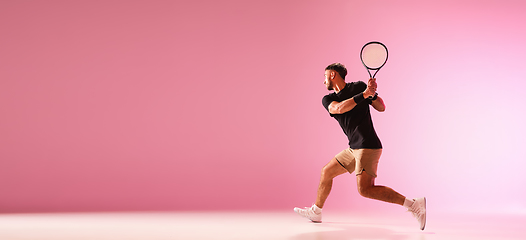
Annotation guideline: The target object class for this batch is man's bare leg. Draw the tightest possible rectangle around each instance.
[356,170,427,230]
[356,170,405,205]
[294,158,347,222]
[315,157,348,208]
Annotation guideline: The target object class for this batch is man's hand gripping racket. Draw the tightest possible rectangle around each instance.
[364,78,377,99]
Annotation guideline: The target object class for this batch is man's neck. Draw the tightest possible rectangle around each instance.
[333,81,347,93]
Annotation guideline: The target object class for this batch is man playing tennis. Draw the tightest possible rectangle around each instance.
[294,63,426,230]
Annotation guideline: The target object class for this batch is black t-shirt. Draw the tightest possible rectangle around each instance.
[322,81,382,149]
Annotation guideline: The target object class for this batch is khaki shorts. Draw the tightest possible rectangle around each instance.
[335,148,382,178]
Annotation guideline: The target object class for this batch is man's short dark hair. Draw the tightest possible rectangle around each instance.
[325,63,347,80]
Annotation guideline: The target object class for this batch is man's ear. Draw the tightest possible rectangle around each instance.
[330,71,335,79]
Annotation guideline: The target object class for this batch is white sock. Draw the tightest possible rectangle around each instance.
[312,204,322,214]
[403,198,414,209]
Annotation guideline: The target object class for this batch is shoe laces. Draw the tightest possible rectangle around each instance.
[304,205,320,216]
[409,204,424,218]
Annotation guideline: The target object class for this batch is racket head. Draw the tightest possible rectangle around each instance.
[360,41,388,70]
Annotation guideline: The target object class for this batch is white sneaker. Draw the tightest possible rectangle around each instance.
[409,197,426,230]
[294,205,322,223]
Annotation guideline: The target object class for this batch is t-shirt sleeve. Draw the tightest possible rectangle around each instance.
[322,95,334,113]
[356,81,367,91]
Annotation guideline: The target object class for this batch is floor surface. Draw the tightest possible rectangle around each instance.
[0,211,524,240]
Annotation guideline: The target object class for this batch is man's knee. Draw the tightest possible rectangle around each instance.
[357,170,374,198]
[320,165,332,181]
[358,185,372,198]
[320,159,343,181]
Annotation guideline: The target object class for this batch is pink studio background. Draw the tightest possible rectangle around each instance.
[1,0,525,214]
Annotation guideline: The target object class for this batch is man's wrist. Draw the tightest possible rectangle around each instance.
[371,92,378,100]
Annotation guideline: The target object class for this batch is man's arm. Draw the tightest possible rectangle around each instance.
[328,95,361,114]
[369,78,385,112]
[328,78,377,114]
[371,95,386,112]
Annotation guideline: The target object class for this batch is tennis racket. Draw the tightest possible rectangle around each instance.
[360,41,388,79]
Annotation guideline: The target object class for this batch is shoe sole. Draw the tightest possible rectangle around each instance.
[421,197,427,231]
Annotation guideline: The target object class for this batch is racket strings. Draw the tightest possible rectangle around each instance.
[361,43,388,70]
